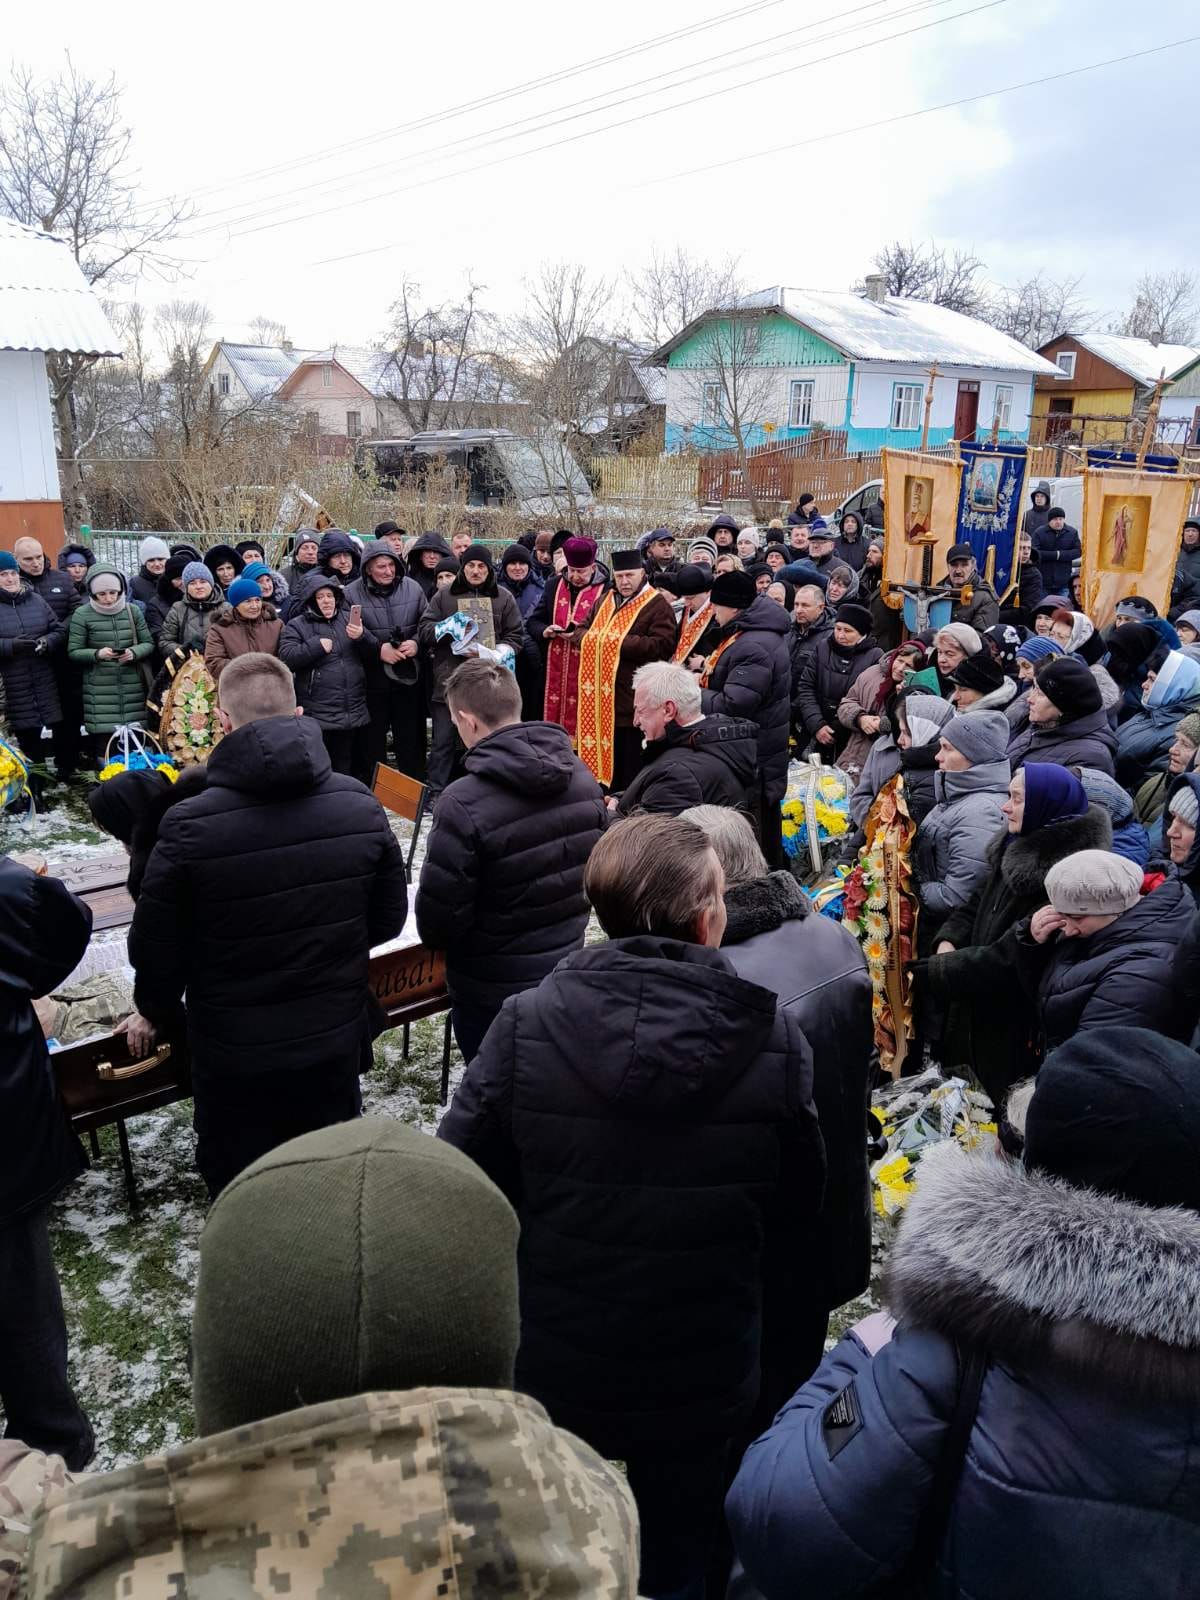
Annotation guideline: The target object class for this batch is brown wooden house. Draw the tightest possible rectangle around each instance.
[1033,333,1198,445]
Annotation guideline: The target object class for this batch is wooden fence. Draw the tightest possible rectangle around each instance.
[591,455,699,503]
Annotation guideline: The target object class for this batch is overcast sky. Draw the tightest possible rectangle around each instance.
[8,0,1199,352]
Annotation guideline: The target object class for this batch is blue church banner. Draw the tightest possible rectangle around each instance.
[954,442,1028,601]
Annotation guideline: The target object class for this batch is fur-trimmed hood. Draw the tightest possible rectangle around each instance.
[986,806,1112,899]
[722,869,809,946]
[886,1142,1200,1403]
[211,599,278,626]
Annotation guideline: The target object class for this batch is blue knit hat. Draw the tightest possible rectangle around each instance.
[227,577,263,608]
[0,551,18,573]
[182,561,213,588]
[241,561,271,584]
[1016,636,1062,666]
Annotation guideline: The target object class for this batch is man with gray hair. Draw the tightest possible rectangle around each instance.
[613,659,758,819]
[129,653,408,1196]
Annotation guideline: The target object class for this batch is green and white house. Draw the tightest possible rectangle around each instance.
[650,281,1061,454]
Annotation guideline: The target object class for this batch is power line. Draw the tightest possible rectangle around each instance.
[204,0,1004,252]
[639,30,1200,186]
[147,0,789,211]
[186,0,923,234]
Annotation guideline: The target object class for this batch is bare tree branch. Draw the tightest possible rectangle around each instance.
[624,247,740,348]
[1114,271,1199,345]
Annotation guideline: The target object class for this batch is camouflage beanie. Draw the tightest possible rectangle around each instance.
[191,1117,520,1434]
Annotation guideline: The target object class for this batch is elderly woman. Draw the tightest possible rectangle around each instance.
[203,578,284,680]
[837,641,926,781]
[932,622,982,693]
[1133,710,1200,845]
[914,710,1010,949]
[1116,646,1200,790]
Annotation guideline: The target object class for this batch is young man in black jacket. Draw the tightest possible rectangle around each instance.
[439,812,824,1600]
[415,657,607,1062]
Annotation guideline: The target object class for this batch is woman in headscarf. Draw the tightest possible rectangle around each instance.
[837,641,926,782]
[918,763,1109,1105]
[1133,710,1200,846]
[1116,646,1200,790]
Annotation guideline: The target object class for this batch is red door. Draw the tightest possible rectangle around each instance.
[954,381,980,440]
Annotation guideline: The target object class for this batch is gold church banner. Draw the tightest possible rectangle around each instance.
[1081,468,1197,629]
[880,449,965,596]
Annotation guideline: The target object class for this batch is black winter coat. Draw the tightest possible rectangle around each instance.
[1015,877,1195,1050]
[616,713,758,818]
[921,807,1111,1104]
[1007,706,1117,777]
[415,722,607,1011]
[438,936,825,1456]
[1033,520,1082,594]
[407,532,454,598]
[344,551,427,693]
[897,744,942,826]
[0,858,91,1224]
[0,583,63,727]
[129,566,160,605]
[701,596,794,806]
[27,564,80,627]
[130,714,408,1084]
[795,633,883,746]
[278,571,371,729]
[788,615,832,718]
[719,871,872,1317]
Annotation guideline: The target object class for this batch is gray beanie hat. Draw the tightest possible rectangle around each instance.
[941,709,1010,764]
[936,622,983,657]
[138,535,170,562]
[901,692,955,749]
[1169,784,1200,828]
[1046,849,1142,917]
[192,1118,520,1434]
[686,536,719,564]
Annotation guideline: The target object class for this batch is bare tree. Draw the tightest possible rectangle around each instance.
[1115,271,1199,345]
[247,315,288,347]
[856,240,990,317]
[988,271,1090,350]
[675,303,777,511]
[381,279,506,434]
[625,247,739,348]
[0,57,191,529]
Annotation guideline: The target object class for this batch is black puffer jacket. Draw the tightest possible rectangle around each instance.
[407,531,454,598]
[344,540,427,692]
[0,858,91,1224]
[130,713,408,1083]
[616,713,758,817]
[922,807,1111,1104]
[316,528,360,581]
[719,871,872,1318]
[1016,877,1195,1050]
[415,722,607,1010]
[701,596,794,805]
[0,583,63,726]
[1008,706,1117,777]
[26,562,81,626]
[278,571,371,729]
[438,936,825,1456]
[795,632,883,747]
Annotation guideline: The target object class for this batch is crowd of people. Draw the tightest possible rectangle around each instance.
[3,491,1200,1597]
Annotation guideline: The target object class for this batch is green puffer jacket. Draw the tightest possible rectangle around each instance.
[67,603,154,732]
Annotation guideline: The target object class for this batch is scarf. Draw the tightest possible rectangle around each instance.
[673,600,713,663]
[576,585,661,786]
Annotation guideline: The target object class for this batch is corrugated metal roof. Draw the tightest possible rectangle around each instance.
[1071,332,1200,388]
[220,342,320,400]
[632,359,667,404]
[0,218,122,356]
[303,344,516,404]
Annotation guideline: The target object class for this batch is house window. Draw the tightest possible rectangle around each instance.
[992,384,1013,431]
[788,379,814,428]
[701,381,723,426]
[1055,351,1076,379]
[218,372,230,396]
[322,363,333,387]
[740,321,760,357]
[891,382,923,430]
[346,410,361,438]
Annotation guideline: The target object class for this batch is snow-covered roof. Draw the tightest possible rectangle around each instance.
[652,286,1061,376]
[631,359,667,404]
[1066,332,1200,388]
[218,342,320,400]
[0,218,121,356]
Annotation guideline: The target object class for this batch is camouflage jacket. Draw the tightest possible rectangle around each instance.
[26,1388,640,1598]
[0,1441,73,1600]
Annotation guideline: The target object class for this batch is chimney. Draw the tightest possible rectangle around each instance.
[863,274,888,306]
[282,337,293,353]
[1149,329,1163,347]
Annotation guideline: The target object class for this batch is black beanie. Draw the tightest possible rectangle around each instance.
[710,570,756,609]
[434,556,460,577]
[836,601,873,636]
[1036,655,1102,719]
[86,769,174,846]
[461,541,494,571]
[675,561,713,597]
[1026,1028,1200,1214]
[951,650,1005,694]
[191,1118,521,1434]
[500,543,531,570]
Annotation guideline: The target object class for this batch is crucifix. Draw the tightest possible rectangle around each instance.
[919,363,939,451]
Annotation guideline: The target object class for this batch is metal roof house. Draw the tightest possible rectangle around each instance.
[649,280,1061,454]
[1032,332,1200,445]
[0,218,121,550]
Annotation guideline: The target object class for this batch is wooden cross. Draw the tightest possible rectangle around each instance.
[1136,369,1167,469]
[920,363,939,451]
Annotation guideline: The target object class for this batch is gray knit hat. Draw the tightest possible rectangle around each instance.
[1046,849,1142,916]
[935,622,982,657]
[1169,784,1200,828]
[900,693,954,749]
[191,1118,520,1434]
[686,536,718,565]
[941,709,1010,764]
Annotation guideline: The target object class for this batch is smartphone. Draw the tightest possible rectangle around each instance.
[350,604,362,625]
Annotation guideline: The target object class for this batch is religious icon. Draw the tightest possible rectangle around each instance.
[966,457,1000,513]
[459,595,497,650]
[1098,493,1150,572]
[903,474,934,542]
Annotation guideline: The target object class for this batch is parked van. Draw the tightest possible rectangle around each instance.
[355,429,593,517]
[833,479,884,530]
[1023,473,1082,529]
